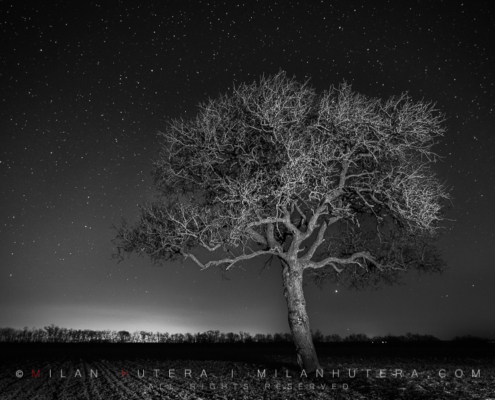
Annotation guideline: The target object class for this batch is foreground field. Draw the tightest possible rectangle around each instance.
[1,343,494,399]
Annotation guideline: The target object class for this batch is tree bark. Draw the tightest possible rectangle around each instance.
[281,258,322,373]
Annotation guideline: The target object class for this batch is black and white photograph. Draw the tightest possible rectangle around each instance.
[1,1,494,399]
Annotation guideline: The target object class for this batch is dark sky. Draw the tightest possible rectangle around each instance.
[1,1,494,340]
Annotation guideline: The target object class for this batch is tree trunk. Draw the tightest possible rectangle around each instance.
[281,259,322,373]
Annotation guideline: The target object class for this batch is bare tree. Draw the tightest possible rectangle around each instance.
[113,72,450,373]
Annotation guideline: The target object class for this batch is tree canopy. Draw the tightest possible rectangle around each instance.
[114,71,450,288]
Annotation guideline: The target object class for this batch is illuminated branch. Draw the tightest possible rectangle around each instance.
[184,249,284,271]
[303,250,407,272]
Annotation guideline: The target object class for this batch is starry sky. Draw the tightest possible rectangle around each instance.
[1,1,494,340]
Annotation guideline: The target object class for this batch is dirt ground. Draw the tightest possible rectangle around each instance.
[1,343,494,399]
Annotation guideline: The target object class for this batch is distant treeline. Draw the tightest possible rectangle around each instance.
[0,325,489,344]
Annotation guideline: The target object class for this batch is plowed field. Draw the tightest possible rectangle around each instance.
[1,343,494,399]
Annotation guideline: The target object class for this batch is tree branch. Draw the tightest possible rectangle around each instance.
[283,202,301,236]
[201,243,222,252]
[184,249,284,270]
[301,221,327,261]
[247,218,288,228]
[303,250,407,273]
[245,227,268,247]
[338,159,350,189]
[266,223,284,252]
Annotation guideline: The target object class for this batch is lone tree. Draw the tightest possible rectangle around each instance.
[113,72,450,373]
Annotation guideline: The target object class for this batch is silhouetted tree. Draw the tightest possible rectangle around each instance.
[325,334,342,342]
[44,324,60,342]
[345,333,370,342]
[453,334,488,343]
[254,333,266,343]
[273,332,285,343]
[312,329,324,343]
[118,330,131,342]
[114,72,450,372]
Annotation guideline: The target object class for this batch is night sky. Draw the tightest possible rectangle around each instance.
[1,1,494,340]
